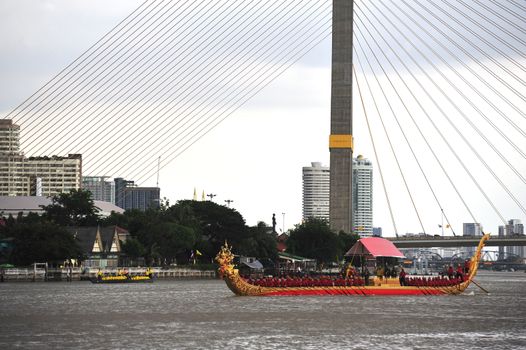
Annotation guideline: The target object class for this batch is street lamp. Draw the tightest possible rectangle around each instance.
[224,199,233,207]
[207,193,217,201]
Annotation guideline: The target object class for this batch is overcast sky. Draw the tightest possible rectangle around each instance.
[1,0,525,236]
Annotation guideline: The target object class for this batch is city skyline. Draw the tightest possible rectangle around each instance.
[0,1,524,235]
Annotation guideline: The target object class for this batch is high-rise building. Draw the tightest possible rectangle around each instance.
[0,119,24,195]
[501,219,525,259]
[352,155,373,237]
[463,223,482,236]
[302,162,330,221]
[303,156,373,236]
[114,177,160,211]
[0,119,82,196]
[463,223,482,255]
[83,176,115,204]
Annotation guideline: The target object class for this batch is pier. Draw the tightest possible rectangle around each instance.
[0,266,216,282]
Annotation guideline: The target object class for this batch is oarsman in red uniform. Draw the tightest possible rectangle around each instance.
[399,268,407,286]
[455,264,464,282]
[447,265,454,280]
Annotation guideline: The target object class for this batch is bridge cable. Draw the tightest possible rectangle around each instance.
[125,15,332,183]
[387,0,526,134]
[446,0,526,62]
[444,0,526,73]
[406,0,526,106]
[21,0,184,153]
[398,0,526,117]
[415,0,526,89]
[353,5,508,224]
[20,0,322,161]
[388,2,526,139]
[506,0,526,13]
[353,59,426,235]
[26,0,330,175]
[15,0,173,143]
[116,20,331,200]
[356,1,526,219]
[372,1,526,170]
[83,0,329,176]
[470,0,526,40]
[4,0,151,121]
[353,41,457,236]
[85,0,334,178]
[130,28,332,185]
[489,0,526,24]
[352,63,399,237]
[35,0,240,158]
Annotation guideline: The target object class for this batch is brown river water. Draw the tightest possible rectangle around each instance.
[0,271,525,349]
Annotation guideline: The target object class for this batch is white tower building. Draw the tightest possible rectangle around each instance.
[302,162,330,221]
[352,155,373,237]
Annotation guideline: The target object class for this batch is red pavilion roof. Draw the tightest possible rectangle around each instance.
[345,237,405,258]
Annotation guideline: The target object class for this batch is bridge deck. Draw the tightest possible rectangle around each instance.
[387,236,526,248]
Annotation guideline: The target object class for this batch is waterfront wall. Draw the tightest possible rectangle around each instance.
[0,267,216,282]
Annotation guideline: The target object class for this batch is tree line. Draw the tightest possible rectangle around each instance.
[0,190,360,267]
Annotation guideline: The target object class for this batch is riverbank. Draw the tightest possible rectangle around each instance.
[0,267,216,282]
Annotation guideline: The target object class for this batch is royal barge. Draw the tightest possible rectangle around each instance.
[215,234,490,296]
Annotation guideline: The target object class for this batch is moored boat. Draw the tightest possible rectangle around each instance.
[215,234,490,296]
[90,268,154,284]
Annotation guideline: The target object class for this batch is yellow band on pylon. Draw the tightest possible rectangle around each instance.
[329,134,353,149]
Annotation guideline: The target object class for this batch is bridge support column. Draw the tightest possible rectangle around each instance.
[329,0,353,233]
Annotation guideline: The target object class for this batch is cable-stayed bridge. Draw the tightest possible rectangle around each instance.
[1,0,525,236]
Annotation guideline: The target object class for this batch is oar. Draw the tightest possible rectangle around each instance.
[471,279,490,294]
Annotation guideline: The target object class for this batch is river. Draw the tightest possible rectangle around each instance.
[0,271,525,349]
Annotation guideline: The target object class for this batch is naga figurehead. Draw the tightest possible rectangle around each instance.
[215,241,235,278]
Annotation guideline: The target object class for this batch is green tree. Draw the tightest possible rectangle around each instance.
[149,222,196,264]
[170,200,249,258]
[121,237,146,259]
[239,222,278,259]
[286,218,341,266]
[9,222,82,266]
[41,189,100,226]
[337,231,360,260]
[101,199,278,264]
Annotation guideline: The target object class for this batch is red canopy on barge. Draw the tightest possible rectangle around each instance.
[345,237,405,258]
